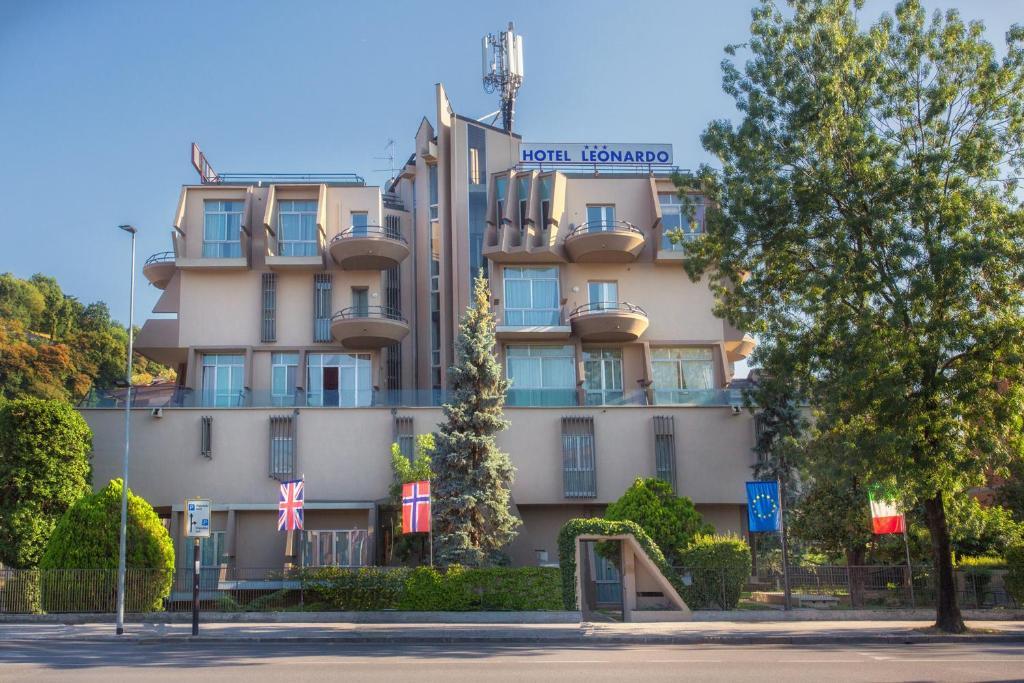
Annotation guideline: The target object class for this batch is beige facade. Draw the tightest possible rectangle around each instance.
[86,82,757,572]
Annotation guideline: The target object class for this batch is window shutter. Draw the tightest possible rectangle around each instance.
[200,415,213,458]
[653,415,677,492]
[561,416,596,498]
[393,415,414,461]
[269,414,297,480]
[313,273,332,343]
[261,272,277,342]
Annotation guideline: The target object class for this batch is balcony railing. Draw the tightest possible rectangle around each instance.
[330,305,407,324]
[144,251,175,265]
[569,301,648,318]
[564,220,642,240]
[330,225,406,244]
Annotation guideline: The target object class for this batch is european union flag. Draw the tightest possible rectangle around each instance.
[746,481,781,532]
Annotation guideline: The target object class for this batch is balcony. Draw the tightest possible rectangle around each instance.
[134,318,186,366]
[329,226,410,270]
[142,252,176,289]
[330,306,409,349]
[569,302,649,342]
[564,221,645,263]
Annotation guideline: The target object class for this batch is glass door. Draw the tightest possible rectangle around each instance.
[586,205,615,232]
[583,349,623,405]
[588,281,618,311]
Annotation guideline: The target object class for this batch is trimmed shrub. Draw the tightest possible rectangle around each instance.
[399,566,473,611]
[39,479,173,612]
[605,478,712,566]
[0,569,41,613]
[956,555,1007,569]
[1006,544,1024,606]
[302,566,408,610]
[557,518,685,611]
[676,534,751,610]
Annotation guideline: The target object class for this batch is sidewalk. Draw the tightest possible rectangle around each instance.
[2,619,1022,645]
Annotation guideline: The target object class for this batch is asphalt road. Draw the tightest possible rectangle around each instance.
[2,641,1024,682]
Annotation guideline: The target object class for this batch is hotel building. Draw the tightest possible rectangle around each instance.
[80,83,757,573]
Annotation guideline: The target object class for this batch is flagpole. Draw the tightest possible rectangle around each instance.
[902,525,916,609]
[428,526,434,568]
[777,475,792,611]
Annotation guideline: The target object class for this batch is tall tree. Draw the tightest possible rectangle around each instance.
[432,273,520,566]
[688,0,1024,631]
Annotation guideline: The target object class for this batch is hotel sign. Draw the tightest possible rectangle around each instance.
[520,142,673,165]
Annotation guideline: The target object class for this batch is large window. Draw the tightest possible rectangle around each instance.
[659,193,705,250]
[651,347,715,403]
[306,353,371,407]
[503,266,560,326]
[586,205,616,232]
[583,348,623,405]
[271,353,298,407]
[203,200,243,258]
[278,200,318,256]
[201,354,244,407]
[303,529,367,567]
[506,345,576,406]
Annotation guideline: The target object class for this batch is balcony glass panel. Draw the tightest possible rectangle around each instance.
[651,347,715,404]
[506,345,576,406]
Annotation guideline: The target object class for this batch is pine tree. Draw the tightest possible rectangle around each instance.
[432,273,520,566]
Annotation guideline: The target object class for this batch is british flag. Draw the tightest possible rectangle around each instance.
[401,480,431,534]
[278,479,304,531]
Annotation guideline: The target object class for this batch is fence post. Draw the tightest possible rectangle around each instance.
[720,568,726,609]
[971,571,979,609]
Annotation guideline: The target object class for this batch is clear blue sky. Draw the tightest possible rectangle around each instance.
[0,0,1017,343]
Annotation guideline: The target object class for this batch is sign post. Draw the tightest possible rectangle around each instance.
[185,498,210,636]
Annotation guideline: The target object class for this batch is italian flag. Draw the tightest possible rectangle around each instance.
[868,487,906,535]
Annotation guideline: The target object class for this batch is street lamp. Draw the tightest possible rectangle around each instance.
[115,224,137,636]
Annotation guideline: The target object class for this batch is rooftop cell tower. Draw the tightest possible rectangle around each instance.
[482,22,524,133]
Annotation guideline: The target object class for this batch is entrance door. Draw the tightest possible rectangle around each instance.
[322,366,339,406]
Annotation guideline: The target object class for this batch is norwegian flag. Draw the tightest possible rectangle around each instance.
[278,479,304,531]
[402,481,431,534]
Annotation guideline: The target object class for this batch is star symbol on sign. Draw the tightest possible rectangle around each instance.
[752,493,778,519]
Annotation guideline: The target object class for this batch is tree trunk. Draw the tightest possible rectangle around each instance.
[845,546,866,609]
[923,491,966,633]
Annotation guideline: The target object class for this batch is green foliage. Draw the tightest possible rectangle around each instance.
[556,518,684,611]
[955,556,1007,570]
[0,569,41,614]
[946,497,1024,558]
[0,398,92,567]
[691,0,1024,631]
[604,478,712,566]
[1005,545,1024,606]
[676,534,752,610]
[39,479,174,611]
[433,273,519,566]
[302,566,408,610]
[789,477,873,565]
[386,434,435,564]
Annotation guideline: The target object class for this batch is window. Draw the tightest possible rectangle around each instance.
[203,200,243,258]
[185,531,226,568]
[539,177,552,230]
[517,176,530,234]
[653,415,677,491]
[269,414,296,480]
[303,529,367,567]
[351,287,369,316]
[562,416,596,498]
[503,266,560,326]
[200,415,213,458]
[429,213,441,390]
[651,347,715,403]
[278,200,318,256]
[469,148,481,185]
[583,348,623,405]
[496,176,508,222]
[394,415,414,460]
[587,281,618,311]
[467,125,488,285]
[586,205,615,232]
[659,193,705,250]
[261,273,276,343]
[428,165,439,221]
[350,211,369,237]
[306,353,372,407]
[271,353,298,407]
[506,345,576,406]
[313,274,332,343]
[201,354,244,407]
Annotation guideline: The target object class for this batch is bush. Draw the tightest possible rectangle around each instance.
[399,566,473,611]
[557,518,685,611]
[39,479,173,612]
[604,478,712,566]
[956,556,1007,569]
[1006,544,1024,606]
[0,398,92,568]
[676,534,751,610]
[302,566,408,610]
[0,569,41,613]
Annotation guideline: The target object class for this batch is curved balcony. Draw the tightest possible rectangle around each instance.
[569,302,649,342]
[564,220,645,263]
[330,306,410,349]
[329,226,409,270]
[142,252,176,289]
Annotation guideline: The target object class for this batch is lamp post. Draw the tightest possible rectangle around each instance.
[115,224,137,636]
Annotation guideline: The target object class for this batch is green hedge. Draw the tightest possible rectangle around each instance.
[556,518,685,611]
[298,565,562,611]
[676,534,751,610]
[1006,544,1024,606]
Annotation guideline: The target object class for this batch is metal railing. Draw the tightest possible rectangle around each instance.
[212,172,365,186]
[330,225,406,244]
[331,305,407,324]
[144,251,176,265]
[565,220,642,240]
[516,161,690,177]
[569,301,648,318]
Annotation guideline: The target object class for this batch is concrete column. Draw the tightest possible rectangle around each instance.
[621,540,637,622]
[224,508,237,565]
[367,504,378,566]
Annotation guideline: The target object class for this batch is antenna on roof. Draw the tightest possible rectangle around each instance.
[481,22,524,133]
[373,138,398,183]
